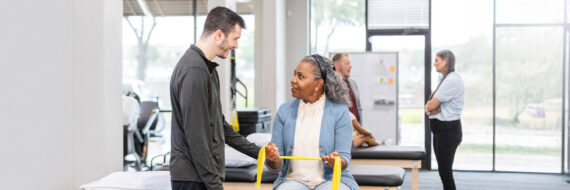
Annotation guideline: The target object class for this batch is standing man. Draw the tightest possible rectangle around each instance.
[332,53,362,123]
[169,6,260,190]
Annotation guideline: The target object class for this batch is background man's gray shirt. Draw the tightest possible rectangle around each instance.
[169,45,260,189]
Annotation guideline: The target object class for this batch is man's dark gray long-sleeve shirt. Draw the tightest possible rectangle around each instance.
[169,45,260,189]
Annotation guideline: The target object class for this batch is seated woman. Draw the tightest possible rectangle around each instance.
[264,55,358,190]
[350,112,382,148]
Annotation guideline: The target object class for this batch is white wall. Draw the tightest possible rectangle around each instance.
[71,0,123,188]
[0,0,122,189]
[0,0,73,189]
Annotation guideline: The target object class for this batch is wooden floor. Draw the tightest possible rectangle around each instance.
[223,182,266,190]
[223,182,389,190]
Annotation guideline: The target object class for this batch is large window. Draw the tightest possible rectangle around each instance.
[432,0,494,171]
[370,36,426,147]
[431,0,565,172]
[124,3,255,110]
[495,27,564,173]
[122,0,256,168]
[494,0,565,173]
[123,16,195,110]
[314,0,568,173]
[234,15,256,108]
[496,0,564,24]
[310,0,366,55]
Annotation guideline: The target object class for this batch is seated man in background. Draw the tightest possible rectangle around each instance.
[332,53,382,148]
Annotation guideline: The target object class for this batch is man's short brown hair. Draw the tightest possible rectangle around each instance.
[201,6,246,38]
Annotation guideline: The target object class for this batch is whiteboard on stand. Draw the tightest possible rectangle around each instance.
[332,52,399,143]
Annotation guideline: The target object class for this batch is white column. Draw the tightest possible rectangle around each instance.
[285,0,310,101]
[254,0,286,120]
[208,0,236,122]
[71,0,123,188]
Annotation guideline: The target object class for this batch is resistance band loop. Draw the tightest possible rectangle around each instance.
[256,145,341,190]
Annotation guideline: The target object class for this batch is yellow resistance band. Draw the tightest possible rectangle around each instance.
[256,145,341,190]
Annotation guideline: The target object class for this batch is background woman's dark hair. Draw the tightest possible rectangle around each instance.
[201,6,246,38]
[429,50,456,100]
[301,55,351,106]
[436,50,455,75]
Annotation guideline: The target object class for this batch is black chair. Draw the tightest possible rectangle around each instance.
[123,91,166,171]
[134,100,161,166]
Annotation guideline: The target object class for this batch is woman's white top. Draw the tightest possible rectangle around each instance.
[429,72,464,121]
[286,94,326,188]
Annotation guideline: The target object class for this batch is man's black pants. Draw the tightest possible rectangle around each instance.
[171,181,206,190]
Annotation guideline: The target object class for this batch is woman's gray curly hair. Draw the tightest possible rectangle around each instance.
[301,55,352,107]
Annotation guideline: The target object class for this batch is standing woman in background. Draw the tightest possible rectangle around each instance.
[425,50,464,190]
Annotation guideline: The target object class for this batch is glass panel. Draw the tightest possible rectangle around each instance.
[431,0,494,171]
[371,35,426,147]
[495,26,563,173]
[496,0,564,24]
[310,0,365,55]
[563,29,570,173]
[123,16,195,110]
[122,0,257,169]
[197,15,207,36]
[235,15,256,108]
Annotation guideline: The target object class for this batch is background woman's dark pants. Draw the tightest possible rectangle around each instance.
[430,119,462,190]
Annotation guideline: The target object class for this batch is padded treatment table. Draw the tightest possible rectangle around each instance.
[81,165,405,190]
[225,165,279,183]
[351,145,426,190]
[80,171,171,190]
[152,165,279,183]
[225,164,405,189]
[350,165,405,190]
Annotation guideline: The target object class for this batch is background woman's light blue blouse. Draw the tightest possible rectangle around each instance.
[429,72,464,121]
